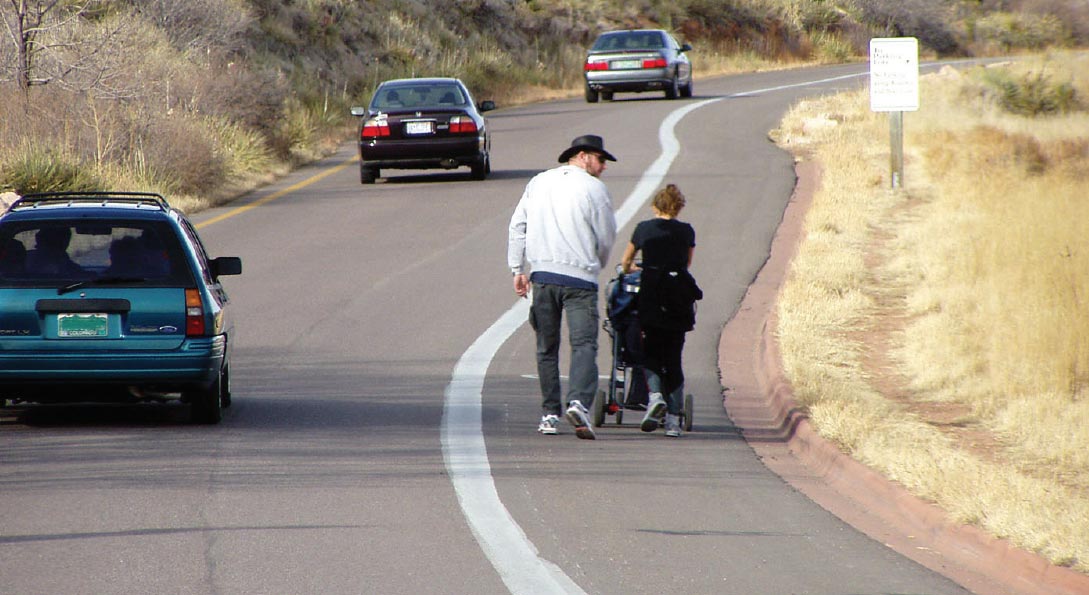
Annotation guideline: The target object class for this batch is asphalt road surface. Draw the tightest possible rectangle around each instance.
[1,64,978,594]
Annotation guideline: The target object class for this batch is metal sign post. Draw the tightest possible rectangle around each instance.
[869,37,919,189]
[890,111,904,188]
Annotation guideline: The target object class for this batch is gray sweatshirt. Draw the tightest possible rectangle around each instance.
[507,164,617,284]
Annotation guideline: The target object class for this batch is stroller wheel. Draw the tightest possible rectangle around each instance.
[592,390,606,427]
[683,393,694,432]
[616,405,624,425]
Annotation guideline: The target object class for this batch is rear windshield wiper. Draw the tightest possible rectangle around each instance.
[58,276,147,295]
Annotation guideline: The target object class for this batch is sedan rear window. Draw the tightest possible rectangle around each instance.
[0,220,194,287]
[372,84,467,109]
[592,31,665,51]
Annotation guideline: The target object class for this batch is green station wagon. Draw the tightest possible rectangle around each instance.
[0,192,242,423]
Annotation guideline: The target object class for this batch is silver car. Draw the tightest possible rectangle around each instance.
[583,29,693,102]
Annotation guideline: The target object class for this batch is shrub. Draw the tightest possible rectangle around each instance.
[811,31,854,62]
[0,147,102,195]
[1014,0,1089,46]
[970,12,1069,52]
[126,0,254,55]
[982,69,1080,116]
[132,116,226,195]
[783,0,845,33]
[206,117,274,179]
[849,0,961,56]
[269,97,320,163]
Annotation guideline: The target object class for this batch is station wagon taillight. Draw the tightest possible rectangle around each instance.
[584,61,607,71]
[361,118,390,138]
[642,57,668,69]
[448,116,478,134]
[185,288,205,336]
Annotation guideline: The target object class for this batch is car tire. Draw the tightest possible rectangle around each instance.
[585,85,599,103]
[188,368,223,424]
[470,154,489,180]
[221,363,232,408]
[681,78,693,98]
[360,165,378,184]
[665,75,680,100]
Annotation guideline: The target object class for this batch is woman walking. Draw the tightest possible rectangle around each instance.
[619,184,701,437]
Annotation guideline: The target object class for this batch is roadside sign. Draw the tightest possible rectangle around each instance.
[869,37,919,112]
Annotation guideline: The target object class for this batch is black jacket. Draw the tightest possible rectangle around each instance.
[638,266,702,332]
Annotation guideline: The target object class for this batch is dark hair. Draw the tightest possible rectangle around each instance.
[652,184,685,217]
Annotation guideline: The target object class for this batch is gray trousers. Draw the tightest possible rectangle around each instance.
[529,283,599,416]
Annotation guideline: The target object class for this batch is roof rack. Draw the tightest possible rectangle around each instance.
[11,191,170,211]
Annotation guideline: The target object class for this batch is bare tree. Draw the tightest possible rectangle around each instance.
[3,0,64,89]
[2,1,128,93]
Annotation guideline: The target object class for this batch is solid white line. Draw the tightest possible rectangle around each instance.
[441,70,867,594]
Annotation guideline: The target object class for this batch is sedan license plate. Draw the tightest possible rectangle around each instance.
[611,59,641,70]
[404,121,433,135]
[57,313,108,338]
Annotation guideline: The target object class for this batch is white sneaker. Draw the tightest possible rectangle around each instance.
[564,400,595,440]
[664,413,682,437]
[640,393,666,432]
[538,414,560,435]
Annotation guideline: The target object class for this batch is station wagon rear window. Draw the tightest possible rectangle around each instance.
[0,220,194,288]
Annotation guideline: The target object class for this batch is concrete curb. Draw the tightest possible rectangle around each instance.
[718,159,1089,595]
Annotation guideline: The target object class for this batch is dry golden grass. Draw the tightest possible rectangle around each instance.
[773,51,1089,572]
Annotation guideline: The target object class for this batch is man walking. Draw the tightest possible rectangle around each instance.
[508,134,618,439]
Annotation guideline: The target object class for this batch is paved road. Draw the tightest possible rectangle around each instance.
[1,65,976,594]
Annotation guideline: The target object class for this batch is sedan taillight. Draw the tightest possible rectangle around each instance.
[361,118,390,138]
[584,61,608,71]
[642,57,668,69]
[449,115,478,134]
[185,288,205,337]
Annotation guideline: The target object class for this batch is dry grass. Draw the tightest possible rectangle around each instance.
[772,51,1089,572]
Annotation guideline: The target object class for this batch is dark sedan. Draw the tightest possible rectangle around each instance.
[350,78,495,183]
[583,29,693,102]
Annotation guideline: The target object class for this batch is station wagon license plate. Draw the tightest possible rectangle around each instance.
[611,59,641,70]
[405,121,433,135]
[57,313,108,338]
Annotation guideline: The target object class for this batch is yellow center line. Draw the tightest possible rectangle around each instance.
[195,155,358,229]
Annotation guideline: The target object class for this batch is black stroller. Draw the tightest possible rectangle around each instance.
[592,267,693,430]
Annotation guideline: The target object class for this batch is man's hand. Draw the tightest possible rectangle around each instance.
[513,273,529,298]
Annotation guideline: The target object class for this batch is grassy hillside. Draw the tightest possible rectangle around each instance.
[2,0,1086,210]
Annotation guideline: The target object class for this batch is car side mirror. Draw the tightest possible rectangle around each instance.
[211,256,242,277]
[479,100,496,112]
[680,43,692,52]
[350,106,367,117]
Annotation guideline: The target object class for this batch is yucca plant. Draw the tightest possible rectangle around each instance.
[1,147,102,195]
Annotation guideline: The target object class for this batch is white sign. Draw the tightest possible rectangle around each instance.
[869,37,919,112]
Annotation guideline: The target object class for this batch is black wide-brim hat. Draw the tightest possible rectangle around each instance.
[558,134,617,163]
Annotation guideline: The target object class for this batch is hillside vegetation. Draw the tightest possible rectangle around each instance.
[773,51,1089,571]
[2,0,1087,210]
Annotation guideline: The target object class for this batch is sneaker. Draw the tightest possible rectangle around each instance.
[564,400,596,440]
[640,393,667,432]
[664,413,682,438]
[537,414,560,435]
